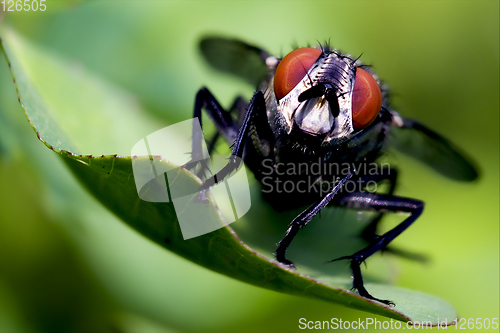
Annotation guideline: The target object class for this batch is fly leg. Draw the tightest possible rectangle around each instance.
[200,90,270,190]
[331,192,424,305]
[184,87,241,177]
[275,170,355,267]
[205,96,248,155]
[356,167,398,244]
[356,169,428,262]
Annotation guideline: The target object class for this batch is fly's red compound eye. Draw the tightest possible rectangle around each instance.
[274,47,322,100]
[352,68,382,130]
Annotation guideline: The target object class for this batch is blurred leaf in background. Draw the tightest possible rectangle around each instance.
[0,1,498,332]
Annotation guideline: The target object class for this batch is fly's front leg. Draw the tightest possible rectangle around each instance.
[331,192,424,305]
[200,90,268,191]
[275,170,355,267]
[184,87,240,177]
[206,96,248,155]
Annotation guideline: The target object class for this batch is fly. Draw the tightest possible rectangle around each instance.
[186,37,479,305]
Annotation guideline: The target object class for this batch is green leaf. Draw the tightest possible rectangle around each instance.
[0,24,458,324]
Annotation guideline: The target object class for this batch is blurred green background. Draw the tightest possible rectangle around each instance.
[0,1,498,332]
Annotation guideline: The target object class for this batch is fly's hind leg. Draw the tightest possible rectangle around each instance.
[356,168,428,263]
[355,166,398,243]
[331,192,424,305]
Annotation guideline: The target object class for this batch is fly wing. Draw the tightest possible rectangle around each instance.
[199,37,270,87]
[388,119,479,182]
